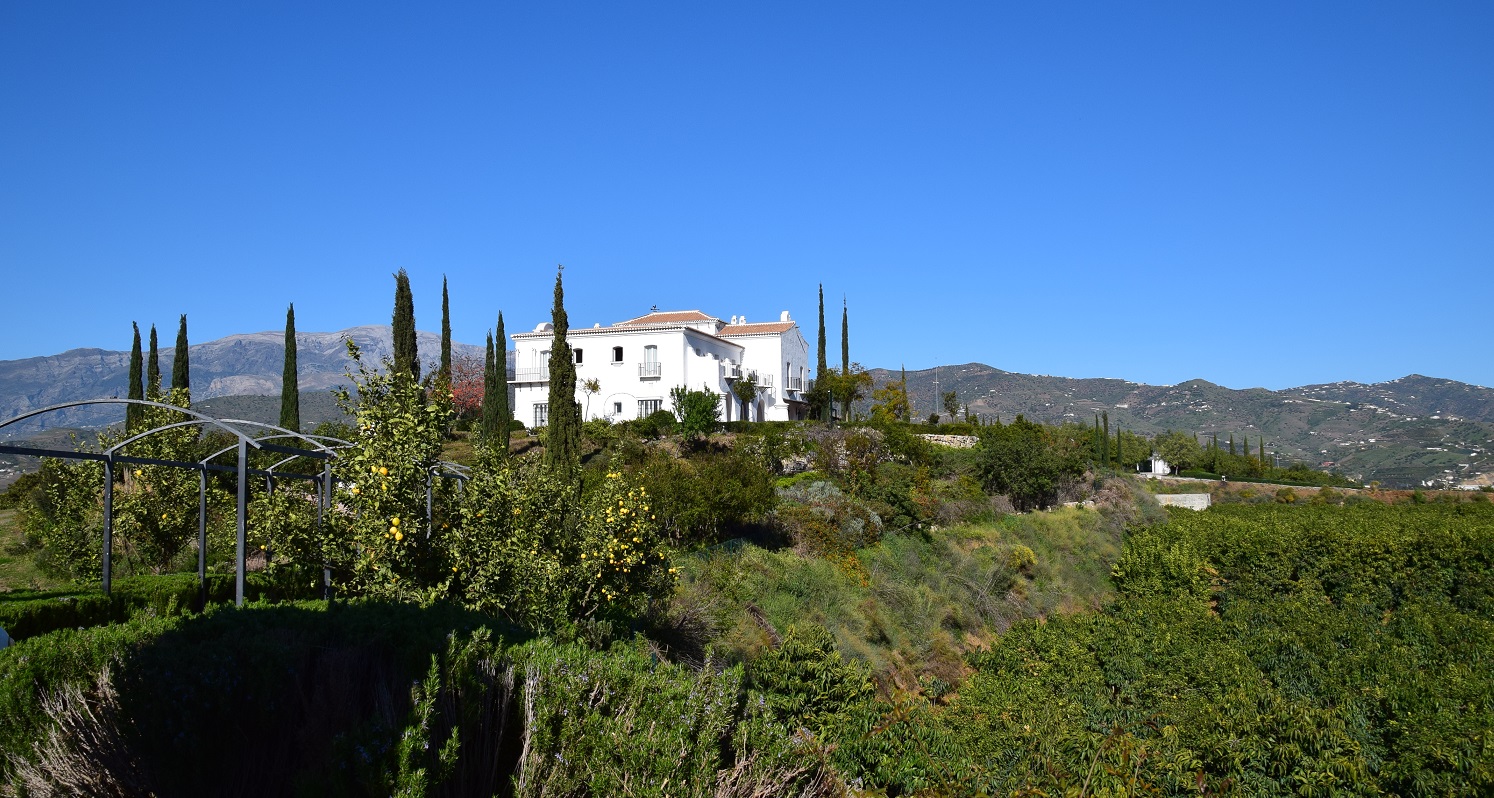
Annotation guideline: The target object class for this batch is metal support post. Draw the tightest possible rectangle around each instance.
[198,468,208,606]
[236,437,247,607]
[102,457,113,596]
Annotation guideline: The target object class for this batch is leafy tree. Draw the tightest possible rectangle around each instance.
[870,375,911,424]
[544,268,581,473]
[448,455,674,630]
[113,391,210,573]
[729,373,758,423]
[670,385,720,442]
[582,377,601,419]
[942,390,959,420]
[439,275,452,384]
[1229,433,1236,456]
[1153,430,1203,472]
[392,268,419,382]
[280,303,300,432]
[974,416,1083,510]
[146,324,161,398]
[328,341,452,602]
[449,350,485,421]
[171,314,190,397]
[127,323,144,431]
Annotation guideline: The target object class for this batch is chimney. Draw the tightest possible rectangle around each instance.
[780,310,791,322]
[730,315,739,325]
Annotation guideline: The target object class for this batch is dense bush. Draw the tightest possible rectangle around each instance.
[623,445,777,548]
[974,415,1086,510]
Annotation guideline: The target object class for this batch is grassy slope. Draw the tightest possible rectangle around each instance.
[677,504,1133,693]
[0,509,60,593]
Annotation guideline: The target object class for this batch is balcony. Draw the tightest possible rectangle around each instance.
[723,364,742,380]
[787,377,804,393]
[511,367,549,383]
[638,362,661,379]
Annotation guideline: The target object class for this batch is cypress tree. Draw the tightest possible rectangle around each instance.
[482,330,498,443]
[392,269,419,381]
[172,314,190,399]
[439,275,452,384]
[280,304,300,432]
[495,312,510,458]
[1259,438,1266,465]
[127,323,144,431]
[1116,425,1124,466]
[1241,435,1248,461]
[544,268,579,472]
[146,325,161,398]
[1101,411,1110,466]
[1229,434,1236,456]
[1212,432,1219,451]
[1094,414,1103,462]
[840,296,850,421]
[816,284,828,421]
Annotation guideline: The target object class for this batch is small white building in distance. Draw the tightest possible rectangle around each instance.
[510,309,812,427]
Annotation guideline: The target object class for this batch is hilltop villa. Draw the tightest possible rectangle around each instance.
[510,309,812,426]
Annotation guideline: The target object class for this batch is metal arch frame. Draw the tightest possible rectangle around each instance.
[0,401,357,606]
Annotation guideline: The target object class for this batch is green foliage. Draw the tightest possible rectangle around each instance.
[438,275,452,383]
[392,268,420,382]
[670,385,720,442]
[729,372,759,422]
[449,454,674,631]
[172,314,190,394]
[111,391,216,575]
[544,268,581,473]
[632,408,679,439]
[1153,429,1203,472]
[146,324,160,397]
[127,322,143,431]
[974,415,1085,511]
[280,303,300,431]
[747,623,872,734]
[624,445,777,547]
[20,456,103,580]
[329,341,452,602]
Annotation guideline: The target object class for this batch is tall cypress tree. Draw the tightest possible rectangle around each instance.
[1259,438,1266,465]
[146,325,161,398]
[816,284,829,421]
[127,323,144,431]
[1094,414,1103,462]
[840,296,850,421]
[280,304,300,432]
[1116,425,1124,466]
[482,330,498,443]
[1229,434,1236,456]
[544,269,579,472]
[495,312,510,457]
[392,269,419,381]
[1241,435,1248,461]
[172,314,190,399]
[439,275,452,384]
[1101,411,1110,466]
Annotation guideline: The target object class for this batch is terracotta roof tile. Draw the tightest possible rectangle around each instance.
[615,310,720,326]
[718,322,796,335]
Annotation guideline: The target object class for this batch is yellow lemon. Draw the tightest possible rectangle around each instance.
[389,526,398,535]
[452,565,458,572]
[390,517,400,526]
[394,531,403,541]
[133,469,143,478]
[370,465,378,475]
[351,486,361,495]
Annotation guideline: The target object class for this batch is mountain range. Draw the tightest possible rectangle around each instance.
[0,327,1489,488]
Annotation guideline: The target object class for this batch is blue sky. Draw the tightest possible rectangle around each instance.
[2,2,1490,390]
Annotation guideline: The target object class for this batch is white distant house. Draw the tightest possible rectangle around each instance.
[510,309,812,426]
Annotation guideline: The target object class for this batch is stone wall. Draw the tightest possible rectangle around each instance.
[1155,493,1212,511]
[917,434,979,449]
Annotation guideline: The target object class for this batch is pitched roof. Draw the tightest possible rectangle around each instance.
[615,310,720,326]
[718,321,796,335]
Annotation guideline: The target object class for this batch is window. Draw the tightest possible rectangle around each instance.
[613,401,622,415]
[574,348,583,364]
[637,399,662,418]
[612,346,623,363]
[534,403,548,427]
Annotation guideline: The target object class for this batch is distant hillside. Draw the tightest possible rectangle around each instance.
[0,326,481,432]
[872,365,1494,489]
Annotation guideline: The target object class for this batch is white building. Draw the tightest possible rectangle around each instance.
[510,309,812,427]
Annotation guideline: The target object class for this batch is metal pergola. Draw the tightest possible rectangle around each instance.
[1,398,472,607]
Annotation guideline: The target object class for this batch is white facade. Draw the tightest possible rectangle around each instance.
[511,309,811,427]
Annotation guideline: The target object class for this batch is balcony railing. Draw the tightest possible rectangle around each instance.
[638,361,661,379]
[511,367,549,382]
[723,364,742,380]
[787,377,804,392]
